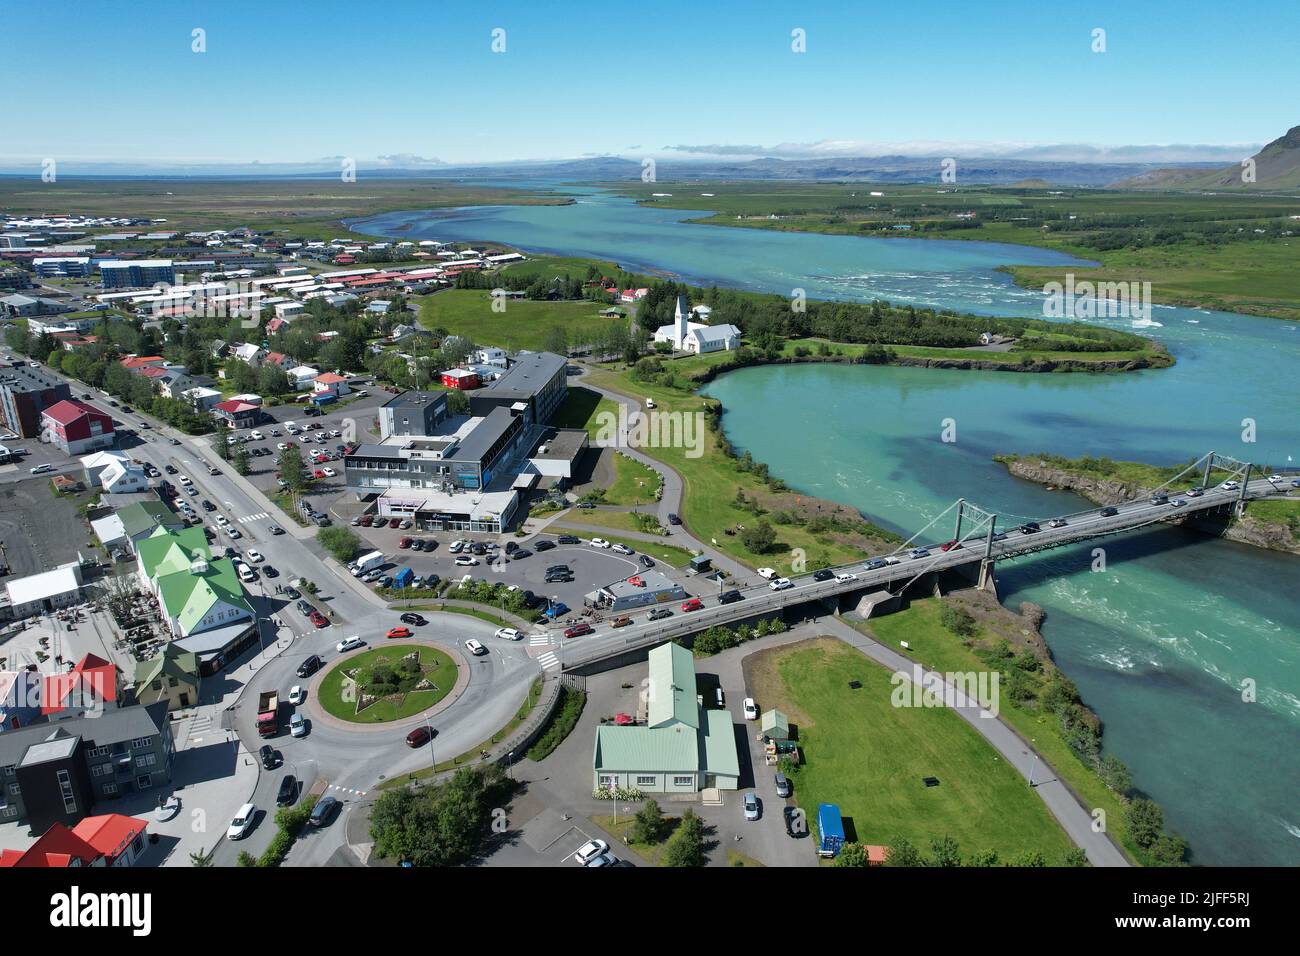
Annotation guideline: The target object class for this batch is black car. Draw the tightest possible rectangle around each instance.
[546,564,571,574]
[718,590,745,605]
[276,775,298,807]
[400,613,427,626]
[268,525,284,535]
[534,539,556,552]
[545,573,573,584]
[258,745,279,770]
[1019,521,1041,534]
[1149,492,1169,505]
[308,796,340,828]
[505,541,518,554]
[639,554,655,569]
[783,806,806,838]
[262,565,278,578]
[296,654,322,678]
[469,543,487,555]
[511,548,531,559]
[202,499,216,512]
[812,569,835,582]
[164,464,178,475]
[1100,506,1119,517]
[168,438,181,446]
[556,535,580,545]
[283,587,300,600]
[667,513,681,525]
[648,607,673,621]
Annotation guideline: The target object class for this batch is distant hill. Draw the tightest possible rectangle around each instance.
[1008,178,1053,188]
[1109,125,1300,190]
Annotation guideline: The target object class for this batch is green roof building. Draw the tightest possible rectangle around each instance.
[117,500,185,544]
[133,643,200,711]
[156,557,253,638]
[593,643,740,793]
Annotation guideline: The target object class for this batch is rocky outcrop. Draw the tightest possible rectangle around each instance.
[999,458,1300,556]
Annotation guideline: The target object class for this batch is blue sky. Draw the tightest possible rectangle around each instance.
[1,0,1296,167]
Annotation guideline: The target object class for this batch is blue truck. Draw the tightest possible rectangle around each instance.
[393,567,415,589]
[817,803,845,857]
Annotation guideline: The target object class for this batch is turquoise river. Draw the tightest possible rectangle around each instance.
[350,187,1300,865]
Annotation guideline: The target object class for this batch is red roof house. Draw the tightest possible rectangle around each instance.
[0,814,149,868]
[42,653,120,717]
[120,355,165,372]
[40,398,114,454]
[0,824,100,868]
[72,814,150,866]
[212,398,260,428]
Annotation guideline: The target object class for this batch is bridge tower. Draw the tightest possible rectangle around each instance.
[977,512,998,596]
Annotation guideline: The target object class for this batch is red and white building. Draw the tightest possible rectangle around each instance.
[440,368,480,390]
[212,398,261,429]
[312,372,350,398]
[0,814,149,868]
[40,398,114,454]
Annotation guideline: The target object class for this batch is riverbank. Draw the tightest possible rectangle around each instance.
[995,454,1300,556]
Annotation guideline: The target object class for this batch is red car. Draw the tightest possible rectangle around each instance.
[313,469,325,479]
[386,626,412,639]
[359,515,374,527]
[940,539,963,552]
[681,598,704,613]
[405,725,435,748]
[388,518,402,529]
[564,622,594,638]
[398,537,413,549]
[309,610,329,628]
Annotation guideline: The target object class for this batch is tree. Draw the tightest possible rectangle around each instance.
[662,808,706,867]
[233,443,252,476]
[542,325,569,356]
[1149,833,1188,865]
[1061,848,1090,867]
[739,519,778,554]
[1126,798,1164,849]
[883,837,924,867]
[928,835,962,867]
[966,848,1000,867]
[317,527,361,564]
[1097,754,1132,795]
[369,766,502,867]
[1007,849,1047,867]
[835,843,871,868]
[445,388,470,415]
[632,799,667,845]
[277,446,307,493]
[213,418,231,461]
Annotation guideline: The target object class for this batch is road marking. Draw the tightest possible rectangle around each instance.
[529,636,554,647]
[537,652,560,671]
[237,511,269,524]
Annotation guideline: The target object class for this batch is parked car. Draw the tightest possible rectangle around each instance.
[775,772,792,799]
[534,539,556,552]
[556,535,580,545]
[743,697,759,720]
[639,554,654,569]
[743,792,760,821]
[227,804,257,840]
[573,839,609,865]
[611,543,634,555]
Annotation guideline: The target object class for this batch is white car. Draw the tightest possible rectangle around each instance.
[494,627,522,641]
[322,467,336,478]
[611,543,634,555]
[276,442,288,451]
[178,475,192,485]
[250,431,265,441]
[1220,480,1240,490]
[645,398,656,409]
[337,636,365,653]
[246,550,264,563]
[743,697,759,720]
[288,685,306,706]
[834,571,857,582]
[289,712,307,738]
[448,540,465,553]
[237,564,256,583]
[227,803,257,840]
[454,555,478,566]
[329,429,342,438]
[589,537,611,549]
[465,639,487,656]
[757,567,777,580]
[216,514,231,526]
[584,851,619,867]
[1267,474,1283,484]
[768,577,793,591]
[228,527,242,539]
[573,839,609,865]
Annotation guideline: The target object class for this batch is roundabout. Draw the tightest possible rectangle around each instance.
[306,640,472,731]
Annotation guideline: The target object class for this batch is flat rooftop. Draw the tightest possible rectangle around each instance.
[531,428,588,462]
[381,390,447,412]
[480,350,565,400]
[0,364,68,394]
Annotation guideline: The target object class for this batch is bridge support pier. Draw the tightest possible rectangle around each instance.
[977,559,998,599]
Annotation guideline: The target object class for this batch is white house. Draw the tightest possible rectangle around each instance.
[97,457,150,494]
[182,386,222,412]
[232,343,265,367]
[653,295,741,354]
[288,365,320,390]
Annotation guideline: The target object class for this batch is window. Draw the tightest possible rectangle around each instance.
[598,775,615,788]
[636,775,656,786]
[7,783,19,795]
[102,784,118,796]
[135,753,157,769]
[2,765,13,777]
[130,736,154,749]
[91,764,111,778]
[136,774,152,790]
[673,776,693,787]
[57,770,77,815]
[87,746,110,758]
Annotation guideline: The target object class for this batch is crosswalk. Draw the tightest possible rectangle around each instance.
[236,511,269,524]
[328,784,368,797]
[529,635,554,647]
[537,651,561,671]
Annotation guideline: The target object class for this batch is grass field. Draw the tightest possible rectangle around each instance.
[602,453,663,505]
[316,644,456,723]
[861,599,1140,863]
[415,288,619,353]
[610,182,1300,321]
[548,526,695,567]
[558,508,664,536]
[749,637,1075,861]
[550,386,619,438]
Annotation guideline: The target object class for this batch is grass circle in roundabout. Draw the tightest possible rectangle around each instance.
[317,643,457,723]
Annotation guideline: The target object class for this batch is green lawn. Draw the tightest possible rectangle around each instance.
[550,386,619,438]
[415,288,618,353]
[602,453,664,505]
[860,599,1140,863]
[549,526,696,567]
[317,645,456,723]
[557,508,665,536]
[750,637,1075,861]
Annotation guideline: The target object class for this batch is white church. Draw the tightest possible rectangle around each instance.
[653,295,741,354]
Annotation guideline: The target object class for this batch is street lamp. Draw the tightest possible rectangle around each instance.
[1027,739,1039,789]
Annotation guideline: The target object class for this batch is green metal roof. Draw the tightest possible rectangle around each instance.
[117,501,183,539]
[137,526,209,581]
[700,708,740,780]
[761,709,789,739]
[157,558,252,634]
[134,643,199,689]
[593,722,699,774]
[647,642,698,729]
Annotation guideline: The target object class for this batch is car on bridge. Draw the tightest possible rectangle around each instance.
[1150,492,1169,505]
[1019,522,1041,534]
[812,569,835,582]
[941,539,963,551]
[1220,480,1240,491]
[835,571,857,582]
[681,598,705,611]
[1186,486,1204,497]
[1100,506,1119,517]
[648,607,673,621]
[1048,518,1068,529]
[1267,474,1284,485]
[719,590,745,604]
[564,622,594,638]
[757,567,777,579]
[909,548,930,559]
[1170,498,1187,507]
[768,578,793,591]
[865,558,888,571]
